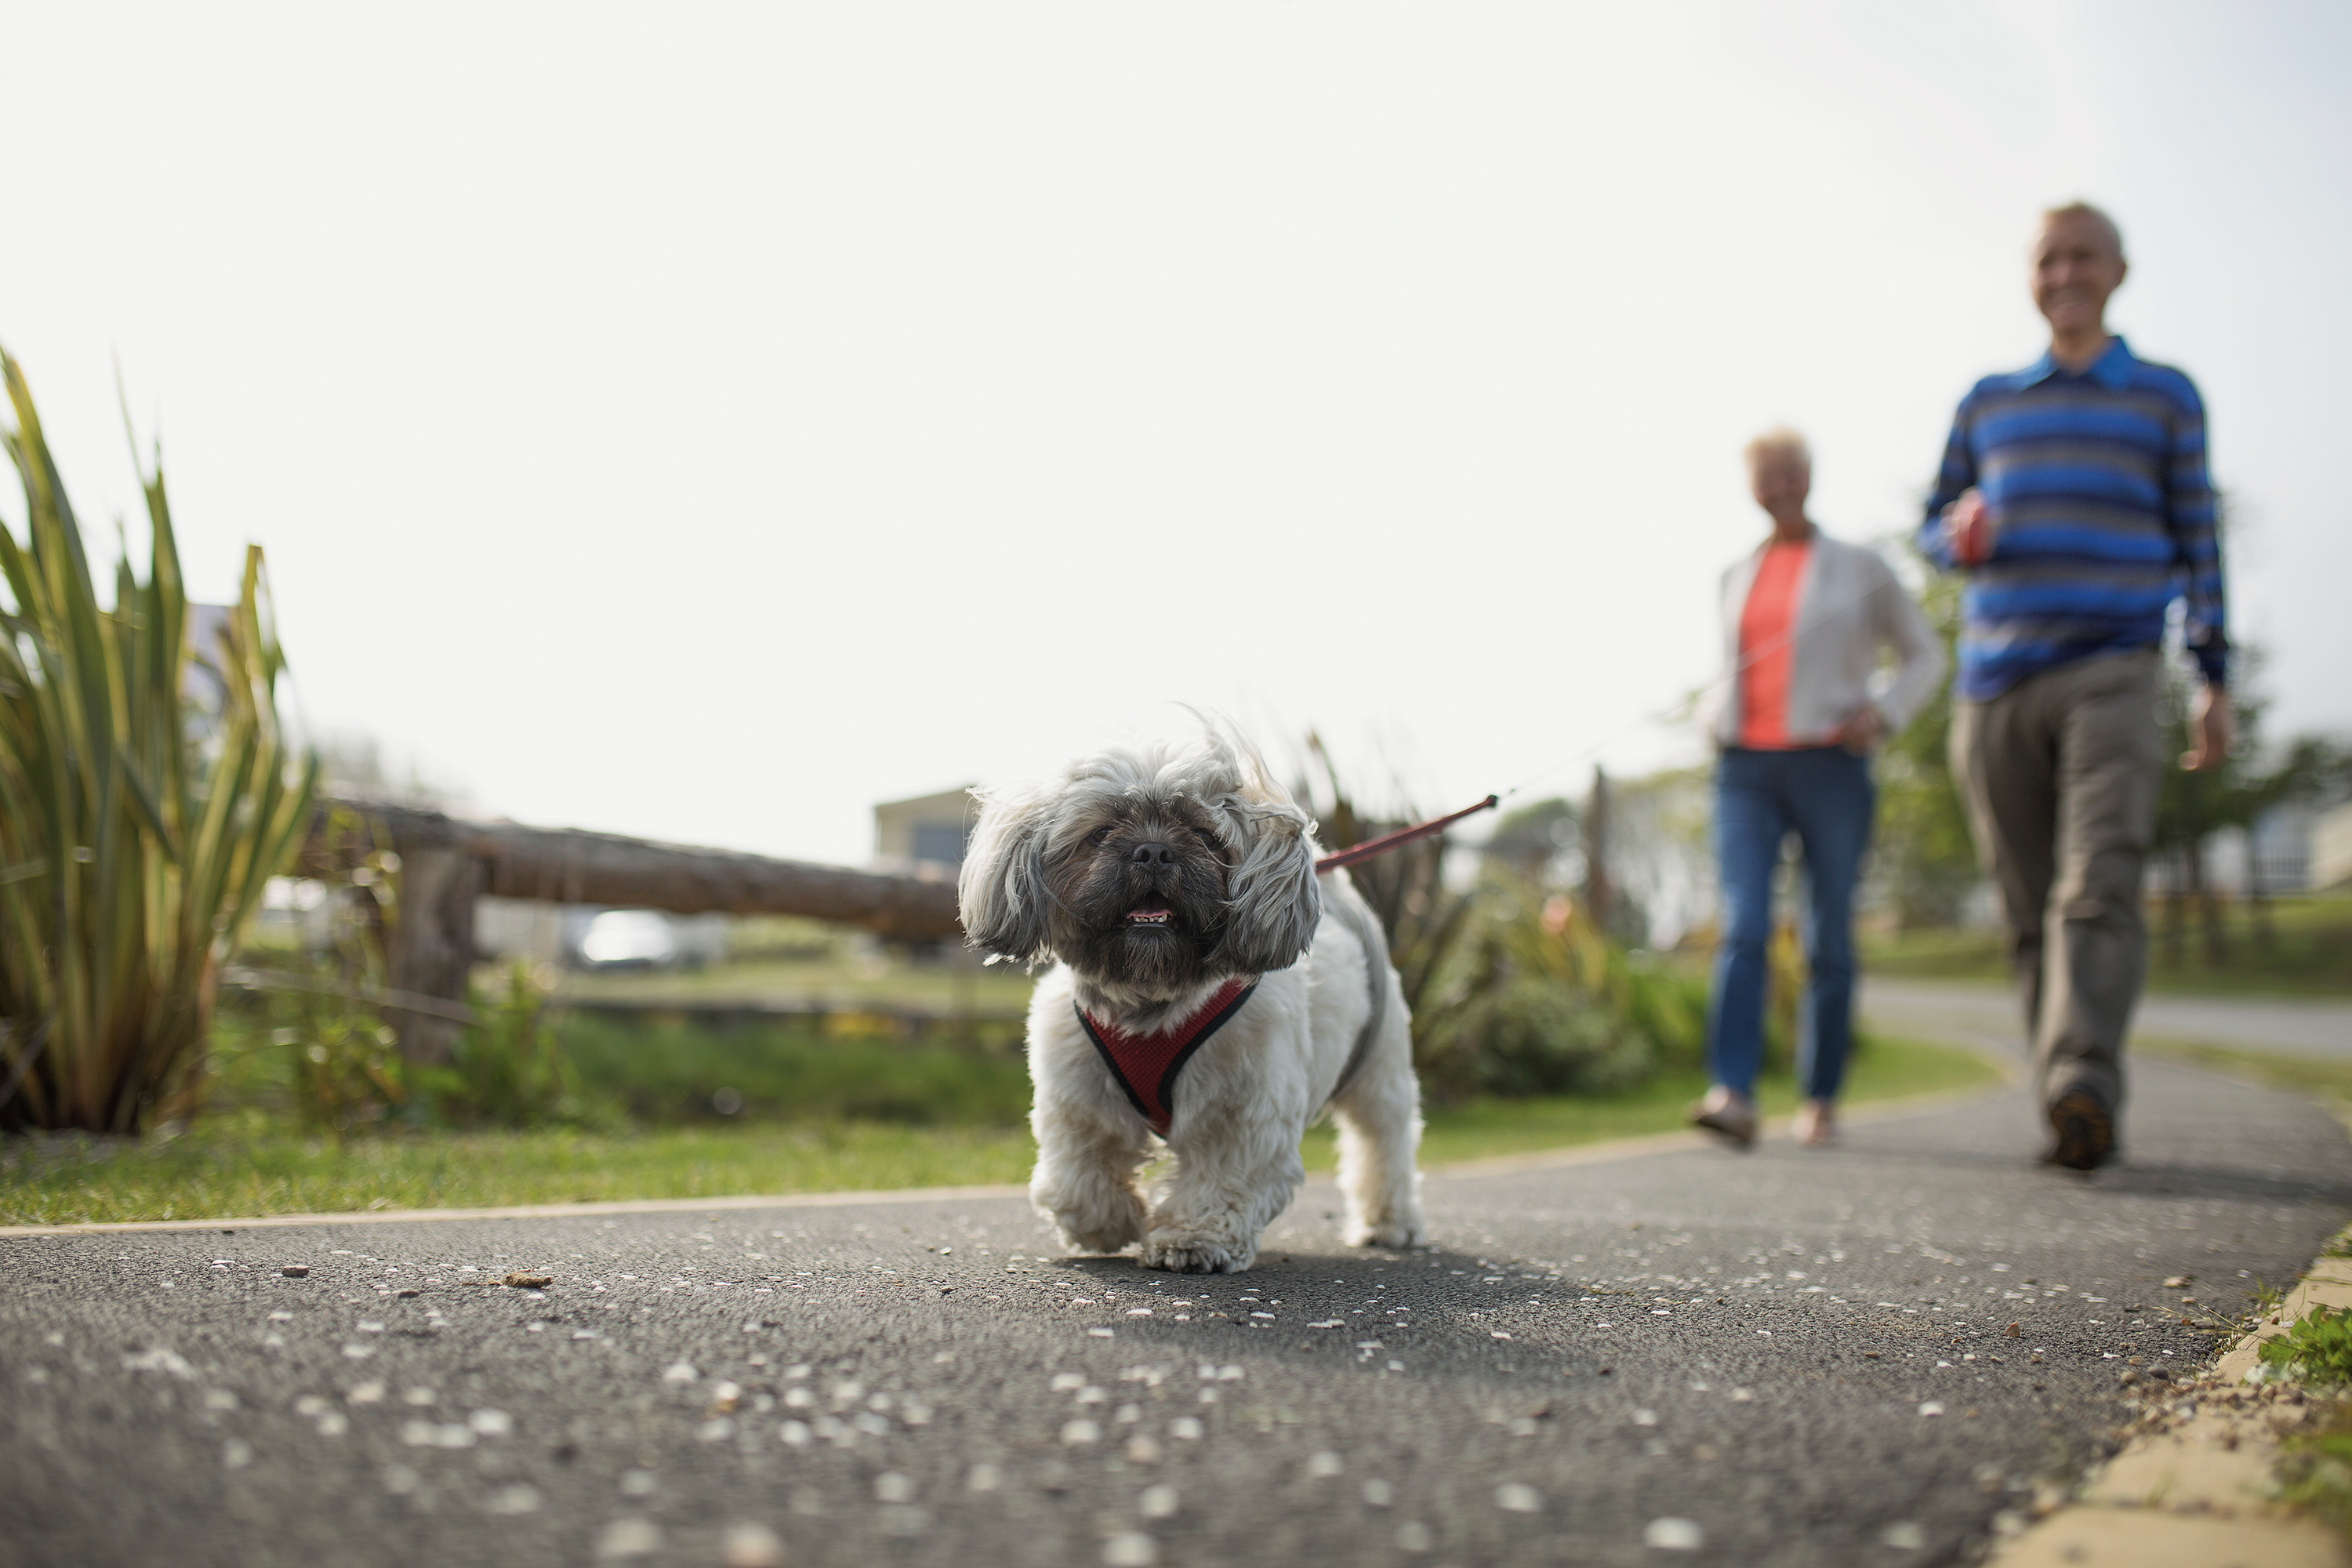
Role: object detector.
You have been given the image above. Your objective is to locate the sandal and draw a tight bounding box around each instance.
[1690,1087,1757,1149]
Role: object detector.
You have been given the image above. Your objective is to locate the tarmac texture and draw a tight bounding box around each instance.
[5,1056,2347,1568]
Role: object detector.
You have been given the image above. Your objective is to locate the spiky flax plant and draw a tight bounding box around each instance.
[0,349,316,1131]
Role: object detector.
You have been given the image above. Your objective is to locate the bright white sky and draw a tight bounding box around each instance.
[5,2,2347,866]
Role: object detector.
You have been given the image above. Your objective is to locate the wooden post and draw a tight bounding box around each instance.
[383,847,484,1066]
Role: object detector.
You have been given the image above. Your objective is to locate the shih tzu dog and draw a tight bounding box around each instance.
[958,728,1425,1273]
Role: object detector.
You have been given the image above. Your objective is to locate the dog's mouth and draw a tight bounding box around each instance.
[1124,903,1174,929]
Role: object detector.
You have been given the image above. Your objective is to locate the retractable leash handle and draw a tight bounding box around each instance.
[1312,794,1500,874]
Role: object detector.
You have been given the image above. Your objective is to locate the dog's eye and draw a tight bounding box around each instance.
[1088,827,1113,847]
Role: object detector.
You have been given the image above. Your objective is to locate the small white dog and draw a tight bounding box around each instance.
[958,728,1425,1273]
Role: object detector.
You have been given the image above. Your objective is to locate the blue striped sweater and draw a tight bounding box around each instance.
[1918,336,2227,701]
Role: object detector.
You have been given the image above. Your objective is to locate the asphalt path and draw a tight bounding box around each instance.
[5,1055,2348,1567]
[1864,977,2352,1062]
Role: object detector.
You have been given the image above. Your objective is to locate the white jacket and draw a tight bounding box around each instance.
[1697,531,1945,750]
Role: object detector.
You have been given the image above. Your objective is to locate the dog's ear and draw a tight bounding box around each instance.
[1208,797,1323,975]
[958,784,1055,965]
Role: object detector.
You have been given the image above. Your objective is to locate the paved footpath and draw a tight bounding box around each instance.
[5,1055,2348,1567]
[1865,978,2352,1062]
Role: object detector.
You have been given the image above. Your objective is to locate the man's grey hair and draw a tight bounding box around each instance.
[2040,200,2125,260]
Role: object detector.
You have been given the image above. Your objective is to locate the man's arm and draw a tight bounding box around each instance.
[2167,375,2233,769]
[1917,398,1978,570]
[2168,377,2227,687]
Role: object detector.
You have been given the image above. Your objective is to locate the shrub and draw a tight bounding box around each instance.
[1413,880,1708,1101]
[415,964,597,1130]
[0,351,314,1132]
[1296,739,1711,1104]
[1421,976,1656,1098]
[284,1012,408,1137]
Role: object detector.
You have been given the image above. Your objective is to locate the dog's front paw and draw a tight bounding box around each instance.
[1035,1170,1146,1256]
[1138,1230,1254,1274]
[1054,1211,1143,1256]
[1345,1218,1423,1250]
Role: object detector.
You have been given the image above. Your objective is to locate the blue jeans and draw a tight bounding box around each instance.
[1706,746,1875,1102]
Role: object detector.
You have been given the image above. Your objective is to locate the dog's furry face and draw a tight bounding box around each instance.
[959,732,1323,1001]
[1044,794,1236,994]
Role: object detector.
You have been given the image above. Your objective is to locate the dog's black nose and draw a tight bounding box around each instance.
[1130,841,1178,869]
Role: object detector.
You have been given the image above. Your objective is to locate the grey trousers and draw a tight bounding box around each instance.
[1949,649,2162,1113]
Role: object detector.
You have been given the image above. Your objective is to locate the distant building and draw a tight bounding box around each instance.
[2315,800,2352,891]
[873,787,976,880]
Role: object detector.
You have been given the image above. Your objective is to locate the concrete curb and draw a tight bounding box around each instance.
[1988,1221,2352,1568]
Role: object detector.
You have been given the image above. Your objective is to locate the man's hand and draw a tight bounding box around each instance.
[1838,706,1886,756]
[1940,488,1997,566]
[2182,683,2234,772]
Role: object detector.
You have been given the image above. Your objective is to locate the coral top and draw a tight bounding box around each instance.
[1737,539,1813,749]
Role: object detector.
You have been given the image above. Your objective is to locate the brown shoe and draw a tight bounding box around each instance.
[2042,1090,2114,1171]
[1793,1098,1836,1148]
[1690,1087,1757,1149]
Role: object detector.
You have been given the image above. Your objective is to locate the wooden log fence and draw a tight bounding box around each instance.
[296,800,965,1065]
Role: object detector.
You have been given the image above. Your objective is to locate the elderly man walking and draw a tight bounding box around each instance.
[1921,201,2231,1171]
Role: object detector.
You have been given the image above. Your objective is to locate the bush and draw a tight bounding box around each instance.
[1295,739,1713,1104]
[1411,878,1708,1102]
[207,960,602,1134]
[0,351,315,1132]
[414,964,596,1130]
[1420,976,1657,1098]
[283,1012,408,1137]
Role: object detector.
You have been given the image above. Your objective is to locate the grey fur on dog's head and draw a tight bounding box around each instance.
[957,726,1323,996]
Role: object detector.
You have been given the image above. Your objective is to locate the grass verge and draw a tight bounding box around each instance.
[1,1035,1998,1228]
[0,1116,1037,1228]
[1309,1030,1998,1171]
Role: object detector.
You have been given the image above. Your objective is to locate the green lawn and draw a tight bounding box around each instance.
[552,949,1038,1019]
[1861,895,2352,997]
[0,1036,1997,1229]
[1309,1029,1998,1171]
[0,1117,1040,1229]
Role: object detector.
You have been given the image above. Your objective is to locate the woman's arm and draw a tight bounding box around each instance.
[1869,554,1947,736]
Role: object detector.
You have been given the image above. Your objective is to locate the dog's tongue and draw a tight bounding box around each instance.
[1126,906,1172,927]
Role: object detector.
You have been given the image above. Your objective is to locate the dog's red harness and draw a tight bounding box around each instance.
[1061,797,1501,1140]
[1076,978,1258,1137]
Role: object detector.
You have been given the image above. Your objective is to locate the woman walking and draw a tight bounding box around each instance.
[1691,429,1944,1148]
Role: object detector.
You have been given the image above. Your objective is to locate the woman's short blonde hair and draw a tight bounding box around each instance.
[1744,426,1810,472]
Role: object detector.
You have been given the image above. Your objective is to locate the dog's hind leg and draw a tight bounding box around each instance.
[1030,1096,1156,1256]
[1330,1000,1425,1249]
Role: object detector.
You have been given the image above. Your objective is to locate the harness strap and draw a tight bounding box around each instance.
[1074,888,1392,1139]
[1076,978,1256,1137]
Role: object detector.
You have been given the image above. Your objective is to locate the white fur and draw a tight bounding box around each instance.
[967,733,1426,1273]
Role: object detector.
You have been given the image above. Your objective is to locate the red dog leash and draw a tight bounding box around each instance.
[1312,794,1499,874]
